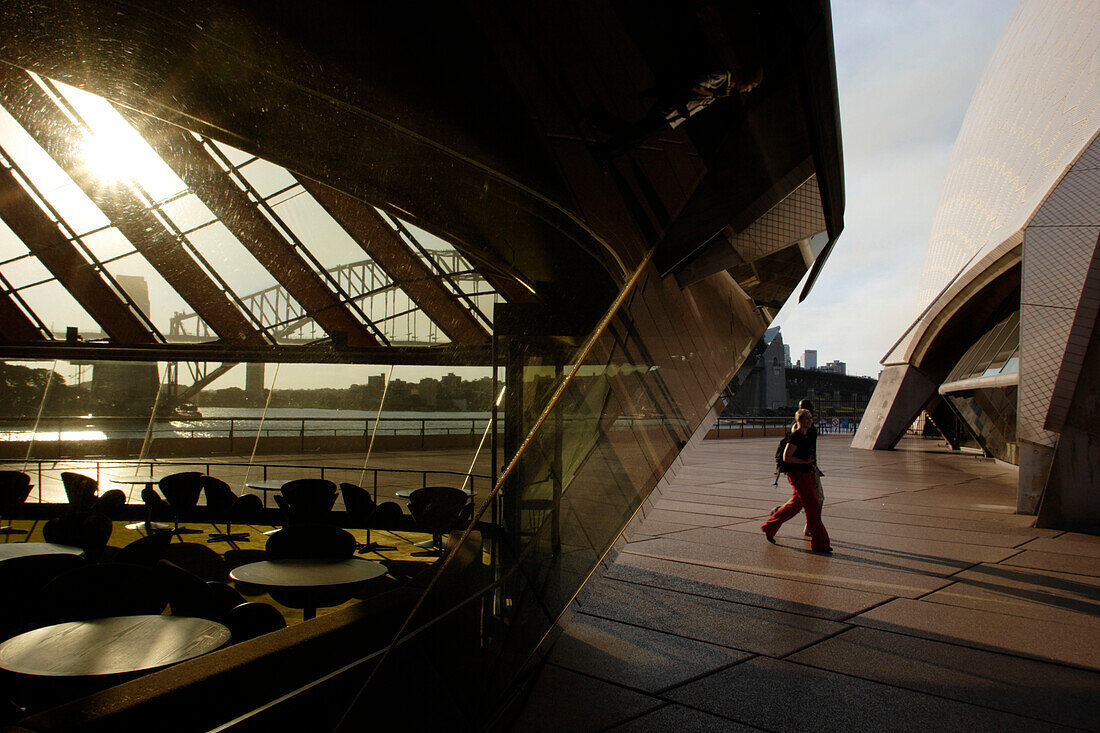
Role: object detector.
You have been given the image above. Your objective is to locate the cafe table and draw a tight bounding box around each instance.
[394,487,475,499]
[229,557,387,620]
[0,615,230,678]
[244,479,291,509]
[0,542,83,562]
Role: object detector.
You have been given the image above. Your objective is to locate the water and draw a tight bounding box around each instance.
[0,407,494,442]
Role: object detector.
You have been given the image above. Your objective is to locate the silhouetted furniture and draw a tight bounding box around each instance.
[42,511,113,562]
[239,525,378,619]
[0,552,84,641]
[155,559,246,619]
[230,557,386,620]
[202,476,262,546]
[92,489,127,518]
[222,601,287,642]
[0,542,83,563]
[0,615,230,675]
[274,479,338,525]
[60,472,98,512]
[0,471,33,535]
[133,486,174,534]
[406,486,472,554]
[265,524,357,560]
[158,472,205,537]
[161,541,230,583]
[35,563,169,627]
[339,482,398,553]
[243,479,288,509]
[112,532,174,567]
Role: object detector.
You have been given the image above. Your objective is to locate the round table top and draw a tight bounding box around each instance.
[230,558,387,589]
[109,477,159,485]
[0,542,84,562]
[395,487,475,499]
[245,479,291,491]
[0,615,230,677]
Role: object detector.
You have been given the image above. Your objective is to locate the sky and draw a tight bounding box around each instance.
[1,2,1021,391]
[770,0,1019,378]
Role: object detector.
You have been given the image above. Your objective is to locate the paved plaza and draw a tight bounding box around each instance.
[516,436,1100,731]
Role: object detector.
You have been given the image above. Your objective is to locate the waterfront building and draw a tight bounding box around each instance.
[855,0,1100,530]
[0,1,843,729]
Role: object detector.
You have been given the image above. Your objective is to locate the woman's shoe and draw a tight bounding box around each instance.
[761,526,776,544]
[811,546,833,553]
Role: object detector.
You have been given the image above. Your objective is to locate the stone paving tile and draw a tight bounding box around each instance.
[511,664,662,732]
[825,502,1052,537]
[606,553,890,620]
[851,598,1100,671]
[788,626,1100,730]
[1001,549,1100,577]
[664,657,1074,733]
[641,508,744,527]
[518,437,1100,732]
[579,577,847,657]
[921,563,1100,627]
[547,613,749,693]
[1017,535,1100,557]
[622,534,954,598]
[676,521,1020,570]
[605,703,763,732]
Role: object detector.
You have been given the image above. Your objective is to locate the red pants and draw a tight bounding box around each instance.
[762,470,830,551]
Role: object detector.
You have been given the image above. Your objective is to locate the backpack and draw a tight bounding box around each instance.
[773,434,791,486]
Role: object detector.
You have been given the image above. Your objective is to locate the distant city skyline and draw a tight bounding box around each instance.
[771,0,1018,379]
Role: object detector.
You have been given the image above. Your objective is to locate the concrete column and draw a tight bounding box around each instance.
[852,363,938,450]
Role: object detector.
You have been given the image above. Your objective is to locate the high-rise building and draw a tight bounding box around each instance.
[802,350,818,370]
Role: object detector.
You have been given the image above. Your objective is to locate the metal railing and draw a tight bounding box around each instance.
[0,415,498,442]
[10,458,492,507]
[709,415,862,438]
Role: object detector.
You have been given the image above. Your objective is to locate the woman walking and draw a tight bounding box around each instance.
[762,408,832,553]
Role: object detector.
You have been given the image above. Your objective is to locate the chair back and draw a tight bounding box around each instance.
[159,472,204,515]
[92,488,127,517]
[339,482,376,518]
[223,602,286,643]
[279,479,338,524]
[113,531,174,567]
[201,476,238,514]
[61,472,98,512]
[0,553,85,639]
[407,486,470,534]
[0,471,32,513]
[36,563,168,626]
[265,524,356,560]
[42,511,113,561]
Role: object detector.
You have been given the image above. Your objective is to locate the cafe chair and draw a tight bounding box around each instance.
[112,531,174,567]
[42,510,113,562]
[339,482,398,553]
[0,471,33,535]
[0,553,84,640]
[158,472,205,538]
[263,525,359,615]
[406,486,472,555]
[161,541,230,583]
[91,489,127,518]
[202,476,262,547]
[275,479,338,525]
[34,563,169,627]
[60,472,98,512]
[155,559,246,620]
[265,524,356,560]
[137,486,175,534]
[223,601,287,643]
